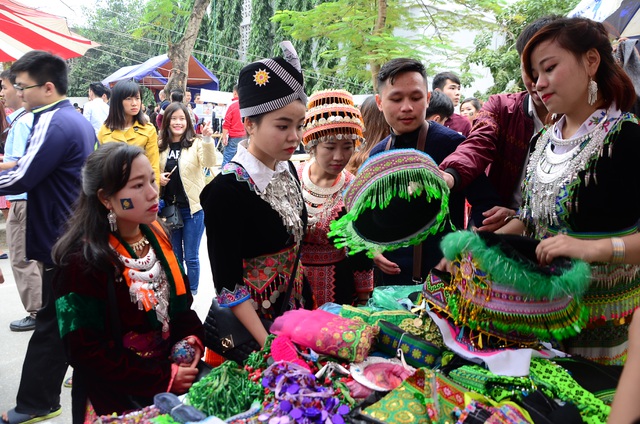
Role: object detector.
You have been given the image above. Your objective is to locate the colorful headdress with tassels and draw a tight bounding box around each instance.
[424,231,592,348]
[329,149,450,258]
[302,89,364,151]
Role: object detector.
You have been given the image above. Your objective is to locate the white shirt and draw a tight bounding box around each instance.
[232,140,291,193]
[83,98,109,134]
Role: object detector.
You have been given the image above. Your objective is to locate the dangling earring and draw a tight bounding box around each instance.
[551,113,558,121]
[107,210,117,232]
[588,78,598,106]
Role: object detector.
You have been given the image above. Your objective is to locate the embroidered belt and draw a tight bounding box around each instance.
[301,243,346,265]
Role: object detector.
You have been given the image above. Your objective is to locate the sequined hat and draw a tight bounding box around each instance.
[238,41,307,118]
[329,148,450,257]
[302,89,364,150]
[423,231,592,348]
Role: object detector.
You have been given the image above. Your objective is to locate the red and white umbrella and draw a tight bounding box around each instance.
[0,0,99,62]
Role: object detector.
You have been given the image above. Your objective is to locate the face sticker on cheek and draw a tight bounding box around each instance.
[120,198,134,210]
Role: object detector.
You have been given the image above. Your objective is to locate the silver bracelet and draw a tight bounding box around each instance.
[611,237,626,264]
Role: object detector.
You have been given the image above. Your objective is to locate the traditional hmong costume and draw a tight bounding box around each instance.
[53,221,203,416]
[518,107,640,365]
[200,41,314,322]
[202,143,314,317]
[297,90,373,306]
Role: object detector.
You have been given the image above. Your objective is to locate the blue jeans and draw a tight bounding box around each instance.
[171,208,205,292]
[222,137,243,167]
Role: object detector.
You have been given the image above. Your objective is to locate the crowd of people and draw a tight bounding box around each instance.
[0,13,640,424]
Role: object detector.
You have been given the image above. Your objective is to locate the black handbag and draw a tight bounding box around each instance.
[204,250,301,364]
[158,204,184,230]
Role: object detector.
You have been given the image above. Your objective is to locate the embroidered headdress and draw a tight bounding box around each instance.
[423,231,592,348]
[302,89,364,151]
[238,41,307,118]
[329,149,450,257]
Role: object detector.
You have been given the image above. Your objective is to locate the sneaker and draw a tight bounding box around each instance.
[9,316,36,332]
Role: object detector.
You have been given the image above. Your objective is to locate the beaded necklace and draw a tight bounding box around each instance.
[109,222,188,336]
[118,247,170,334]
[128,235,149,253]
[523,114,609,229]
[301,159,346,227]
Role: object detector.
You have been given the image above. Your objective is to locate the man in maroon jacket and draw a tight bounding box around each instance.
[432,71,472,136]
[439,17,557,232]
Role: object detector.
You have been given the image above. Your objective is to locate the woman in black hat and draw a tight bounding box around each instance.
[201,42,314,355]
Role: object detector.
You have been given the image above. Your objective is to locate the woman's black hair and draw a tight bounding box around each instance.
[103,80,149,130]
[52,143,147,274]
[158,103,197,152]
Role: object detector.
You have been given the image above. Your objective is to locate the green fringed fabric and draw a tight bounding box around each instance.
[440,231,591,300]
[446,291,591,342]
[56,292,106,339]
[329,165,451,258]
[435,230,593,342]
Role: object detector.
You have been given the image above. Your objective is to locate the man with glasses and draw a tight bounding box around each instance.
[0,70,41,334]
[0,51,95,424]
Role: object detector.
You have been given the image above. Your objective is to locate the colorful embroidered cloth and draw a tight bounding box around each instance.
[270,309,377,362]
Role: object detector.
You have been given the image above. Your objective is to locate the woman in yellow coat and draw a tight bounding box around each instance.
[98,80,159,183]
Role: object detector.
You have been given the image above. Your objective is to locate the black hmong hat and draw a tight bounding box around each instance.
[329,149,450,257]
[238,41,307,118]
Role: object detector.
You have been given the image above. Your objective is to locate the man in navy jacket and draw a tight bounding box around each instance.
[0,50,95,424]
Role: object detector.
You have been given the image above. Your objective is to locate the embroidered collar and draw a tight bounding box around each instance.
[232,140,293,193]
[552,104,621,140]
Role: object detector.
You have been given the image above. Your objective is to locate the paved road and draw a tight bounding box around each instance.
[0,229,216,423]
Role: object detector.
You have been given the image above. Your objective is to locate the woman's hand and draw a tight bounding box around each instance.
[170,365,198,394]
[477,206,516,232]
[160,172,171,187]
[201,121,213,137]
[374,254,401,275]
[184,336,203,368]
[535,234,608,266]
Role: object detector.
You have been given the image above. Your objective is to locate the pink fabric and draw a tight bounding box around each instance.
[271,335,311,370]
[346,379,374,399]
[271,309,377,362]
[363,363,413,390]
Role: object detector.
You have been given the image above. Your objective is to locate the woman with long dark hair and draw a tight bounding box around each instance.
[158,102,216,295]
[501,17,640,365]
[52,143,203,421]
[98,80,160,183]
[346,95,390,174]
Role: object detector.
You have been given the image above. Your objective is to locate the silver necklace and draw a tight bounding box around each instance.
[524,116,610,229]
[302,160,346,226]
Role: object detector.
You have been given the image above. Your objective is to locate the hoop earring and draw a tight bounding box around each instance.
[107,210,117,232]
[588,78,598,106]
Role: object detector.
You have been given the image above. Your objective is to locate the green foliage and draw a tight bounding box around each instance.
[196,0,243,91]
[248,0,275,61]
[272,0,507,92]
[466,0,581,95]
[67,0,180,99]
